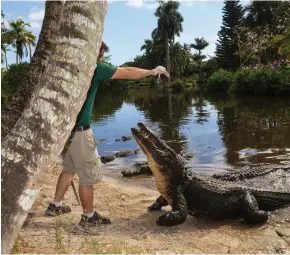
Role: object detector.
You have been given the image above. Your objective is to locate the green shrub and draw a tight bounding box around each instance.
[171,79,185,93]
[230,68,290,96]
[1,62,29,106]
[207,69,234,92]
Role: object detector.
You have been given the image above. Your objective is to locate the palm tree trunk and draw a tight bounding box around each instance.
[1,1,107,253]
[165,34,171,82]
[16,54,18,64]
[29,44,32,61]
[5,52,8,69]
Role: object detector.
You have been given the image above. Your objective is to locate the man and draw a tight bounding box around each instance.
[45,41,169,227]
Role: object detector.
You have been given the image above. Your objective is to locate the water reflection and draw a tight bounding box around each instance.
[92,87,290,173]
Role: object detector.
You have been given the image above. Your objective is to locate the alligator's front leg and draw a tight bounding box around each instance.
[156,188,188,227]
[242,191,269,224]
[148,196,168,211]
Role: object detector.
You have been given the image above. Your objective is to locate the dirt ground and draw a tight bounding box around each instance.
[12,163,290,254]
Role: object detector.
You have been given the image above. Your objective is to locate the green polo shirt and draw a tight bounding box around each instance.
[75,62,117,127]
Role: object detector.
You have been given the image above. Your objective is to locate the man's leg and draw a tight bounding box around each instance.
[54,172,75,203]
[45,145,74,216]
[79,184,94,214]
[77,129,110,226]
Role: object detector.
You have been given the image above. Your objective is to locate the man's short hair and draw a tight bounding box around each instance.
[101,41,109,52]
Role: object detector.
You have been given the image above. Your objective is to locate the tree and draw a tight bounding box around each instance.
[141,39,154,55]
[1,1,108,253]
[1,44,10,68]
[24,30,37,61]
[8,19,32,63]
[244,1,290,63]
[170,42,192,78]
[215,0,245,71]
[273,24,290,59]
[152,0,184,76]
[190,37,209,61]
[1,11,14,67]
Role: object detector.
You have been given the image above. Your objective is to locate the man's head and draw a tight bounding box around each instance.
[97,41,109,62]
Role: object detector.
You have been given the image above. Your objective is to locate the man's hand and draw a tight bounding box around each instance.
[152,66,170,77]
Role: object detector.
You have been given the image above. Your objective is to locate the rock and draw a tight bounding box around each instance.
[115,136,133,142]
[100,155,116,164]
[121,162,153,177]
[121,195,125,201]
[100,149,139,164]
[114,149,140,158]
[122,136,133,142]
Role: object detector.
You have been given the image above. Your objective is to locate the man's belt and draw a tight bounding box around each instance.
[72,125,90,132]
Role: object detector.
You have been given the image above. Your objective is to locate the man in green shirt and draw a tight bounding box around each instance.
[45,42,169,226]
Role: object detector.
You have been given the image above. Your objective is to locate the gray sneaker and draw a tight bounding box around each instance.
[45,203,71,216]
[79,211,111,227]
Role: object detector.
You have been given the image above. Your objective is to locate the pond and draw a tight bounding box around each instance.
[92,86,290,175]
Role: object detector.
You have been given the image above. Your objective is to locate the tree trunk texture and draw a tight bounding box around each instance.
[1,1,108,253]
[5,52,8,69]
[165,35,171,82]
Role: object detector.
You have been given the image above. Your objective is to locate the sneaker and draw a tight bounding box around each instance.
[79,211,111,227]
[45,203,71,216]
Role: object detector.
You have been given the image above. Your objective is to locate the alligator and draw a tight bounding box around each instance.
[101,149,140,164]
[121,161,153,177]
[131,122,290,227]
[115,136,133,142]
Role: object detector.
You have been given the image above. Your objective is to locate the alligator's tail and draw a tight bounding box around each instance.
[253,189,290,211]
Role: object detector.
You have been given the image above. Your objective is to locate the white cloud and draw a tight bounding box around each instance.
[126,0,158,9]
[28,8,44,21]
[30,6,39,12]
[181,1,195,7]
[30,21,42,30]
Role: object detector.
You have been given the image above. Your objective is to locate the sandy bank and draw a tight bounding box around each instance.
[12,164,290,254]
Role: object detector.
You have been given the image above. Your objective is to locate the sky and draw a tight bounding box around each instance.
[1,0,249,67]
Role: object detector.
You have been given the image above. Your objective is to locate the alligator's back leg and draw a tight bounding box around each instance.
[242,191,269,224]
[156,188,188,227]
[148,195,168,211]
[212,165,287,181]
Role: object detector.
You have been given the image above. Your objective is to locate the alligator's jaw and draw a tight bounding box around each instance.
[131,123,185,199]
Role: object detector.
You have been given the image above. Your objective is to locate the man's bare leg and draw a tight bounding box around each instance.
[79,185,94,214]
[45,172,73,216]
[54,172,75,202]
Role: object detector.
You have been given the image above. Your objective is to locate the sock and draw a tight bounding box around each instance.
[85,212,94,218]
[53,201,62,207]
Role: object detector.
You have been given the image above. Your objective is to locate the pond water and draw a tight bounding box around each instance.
[92,87,290,175]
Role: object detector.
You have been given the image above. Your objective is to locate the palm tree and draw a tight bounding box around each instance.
[1,1,108,254]
[1,44,10,68]
[170,42,191,78]
[23,30,36,60]
[190,37,209,61]
[8,19,32,63]
[152,0,184,76]
[141,39,154,55]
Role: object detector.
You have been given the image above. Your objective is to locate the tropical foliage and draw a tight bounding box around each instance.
[216,0,290,71]
[208,68,290,96]
[1,12,37,68]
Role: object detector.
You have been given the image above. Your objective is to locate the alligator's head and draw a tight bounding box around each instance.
[131,122,186,197]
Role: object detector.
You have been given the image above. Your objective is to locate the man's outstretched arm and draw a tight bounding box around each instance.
[111,66,170,80]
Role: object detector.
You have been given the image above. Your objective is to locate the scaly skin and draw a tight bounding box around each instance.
[131,122,290,227]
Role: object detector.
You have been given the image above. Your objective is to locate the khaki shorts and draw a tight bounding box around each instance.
[62,128,102,185]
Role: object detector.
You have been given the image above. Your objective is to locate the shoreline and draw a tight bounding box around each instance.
[12,163,290,254]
